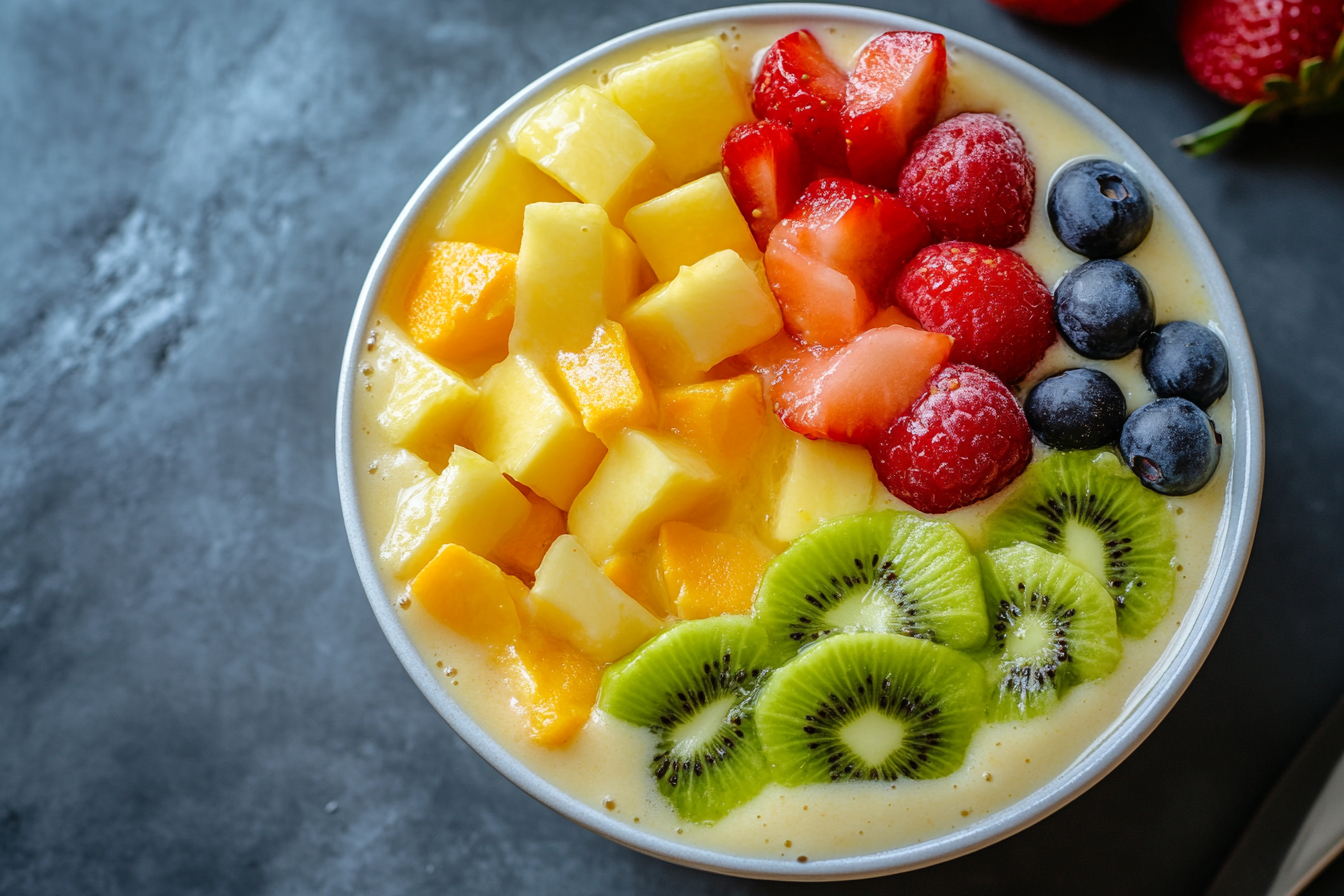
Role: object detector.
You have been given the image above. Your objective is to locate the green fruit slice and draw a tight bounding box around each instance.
[754,511,989,654]
[984,450,1177,638]
[755,632,986,785]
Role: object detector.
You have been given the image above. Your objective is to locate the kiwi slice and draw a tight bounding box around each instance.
[598,616,775,823]
[983,450,1176,638]
[980,543,1122,721]
[754,511,988,654]
[755,632,985,785]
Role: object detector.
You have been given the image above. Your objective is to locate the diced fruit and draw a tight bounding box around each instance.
[623,172,760,282]
[556,322,657,440]
[866,305,921,329]
[843,31,947,188]
[410,544,525,647]
[773,434,878,543]
[658,521,773,619]
[1053,259,1156,360]
[513,86,659,211]
[622,249,783,381]
[606,38,754,184]
[465,354,607,510]
[405,242,517,369]
[763,238,874,345]
[602,551,671,617]
[1119,398,1222,496]
[1140,320,1229,409]
[376,343,478,469]
[500,626,603,746]
[768,325,953,444]
[487,487,567,585]
[435,139,576,253]
[897,112,1036,248]
[568,429,718,562]
[1047,159,1153,259]
[1024,368,1128,451]
[380,446,531,579]
[658,374,767,471]
[511,203,644,359]
[895,241,1055,384]
[526,535,664,663]
[752,30,849,167]
[720,120,806,250]
[871,364,1033,514]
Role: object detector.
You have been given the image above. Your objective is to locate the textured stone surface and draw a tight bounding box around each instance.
[2,0,1343,893]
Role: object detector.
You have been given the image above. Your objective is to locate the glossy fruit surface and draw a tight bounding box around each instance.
[1024,368,1127,450]
[752,30,849,167]
[1120,397,1221,495]
[1140,320,1229,409]
[1053,258,1155,360]
[1047,158,1153,259]
[721,120,806,251]
[842,30,947,188]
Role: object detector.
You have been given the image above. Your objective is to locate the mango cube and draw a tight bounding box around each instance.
[602,550,671,617]
[404,241,517,369]
[568,429,718,562]
[465,353,606,510]
[436,139,576,253]
[556,322,657,440]
[624,173,760,282]
[658,522,774,619]
[658,374,766,471]
[380,446,531,579]
[511,203,646,359]
[513,86,658,211]
[606,39,754,185]
[410,544,525,647]
[488,488,567,586]
[525,535,663,663]
[773,435,879,543]
[500,626,603,746]
[622,250,783,381]
[376,346,478,470]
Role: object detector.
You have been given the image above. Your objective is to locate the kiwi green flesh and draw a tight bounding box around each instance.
[598,616,773,823]
[984,450,1177,639]
[754,511,989,654]
[980,544,1122,722]
[755,632,986,786]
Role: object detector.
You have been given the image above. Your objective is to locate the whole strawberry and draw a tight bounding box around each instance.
[987,0,1130,25]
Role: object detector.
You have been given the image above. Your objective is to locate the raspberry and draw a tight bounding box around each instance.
[894,241,1055,384]
[871,364,1032,514]
[897,113,1035,248]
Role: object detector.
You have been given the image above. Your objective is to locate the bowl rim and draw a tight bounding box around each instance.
[335,2,1265,881]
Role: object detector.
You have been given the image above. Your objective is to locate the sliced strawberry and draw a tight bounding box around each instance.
[843,31,947,189]
[764,237,875,345]
[769,325,954,444]
[738,329,802,374]
[721,121,806,251]
[752,30,850,168]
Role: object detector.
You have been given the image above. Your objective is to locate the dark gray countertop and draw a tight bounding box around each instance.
[3,0,1343,892]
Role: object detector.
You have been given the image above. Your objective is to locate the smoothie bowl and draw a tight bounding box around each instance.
[335,4,1263,880]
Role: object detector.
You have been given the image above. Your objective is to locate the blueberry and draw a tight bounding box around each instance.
[1048,159,1153,259]
[1140,321,1229,409]
[1053,259,1155,360]
[1119,398,1221,496]
[1025,368,1127,450]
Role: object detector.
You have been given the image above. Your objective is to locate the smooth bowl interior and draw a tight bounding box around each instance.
[335,3,1264,881]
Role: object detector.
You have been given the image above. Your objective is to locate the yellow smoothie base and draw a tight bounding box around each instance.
[348,22,1234,863]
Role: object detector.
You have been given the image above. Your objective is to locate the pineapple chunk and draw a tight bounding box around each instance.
[380,446,531,579]
[606,39,754,185]
[602,550,672,617]
[622,250,783,381]
[512,86,659,211]
[410,544,525,647]
[435,139,576,253]
[465,353,606,510]
[568,429,718,562]
[511,203,645,359]
[405,241,516,370]
[376,345,478,470]
[525,535,663,663]
[488,488,567,586]
[364,450,435,545]
[658,521,774,619]
[499,626,602,746]
[624,172,760,282]
[658,374,766,472]
[773,434,879,543]
[556,322,657,440]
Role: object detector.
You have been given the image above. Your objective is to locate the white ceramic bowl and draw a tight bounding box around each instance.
[336,3,1264,880]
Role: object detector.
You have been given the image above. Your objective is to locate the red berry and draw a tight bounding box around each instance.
[895,241,1055,384]
[721,121,807,251]
[987,0,1130,25]
[752,30,850,168]
[1179,0,1344,104]
[897,112,1036,248]
[842,31,947,188]
[871,363,1032,514]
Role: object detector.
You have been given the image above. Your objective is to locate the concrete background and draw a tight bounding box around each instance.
[3,0,1343,892]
